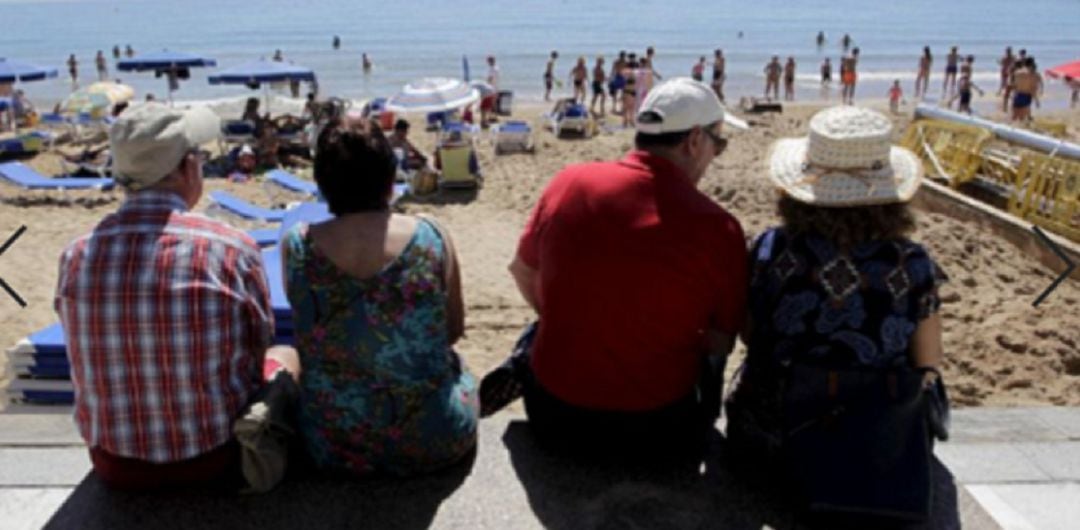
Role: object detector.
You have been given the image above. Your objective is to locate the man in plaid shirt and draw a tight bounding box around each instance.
[55,104,300,490]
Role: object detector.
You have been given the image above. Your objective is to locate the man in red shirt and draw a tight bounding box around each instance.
[55,104,300,490]
[503,78,749,458]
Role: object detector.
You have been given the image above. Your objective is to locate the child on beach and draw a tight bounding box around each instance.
[692,56,706,82]
[888,80,903,114]
[949,75,984,115]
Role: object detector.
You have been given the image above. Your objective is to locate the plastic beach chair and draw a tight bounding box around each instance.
[208,190,288,222]
[218,119,257,154]
[437,146,481,189]
[247,228,280,247]
[438,121,480,147]
[0,162,114,191]
[492,121,534,155]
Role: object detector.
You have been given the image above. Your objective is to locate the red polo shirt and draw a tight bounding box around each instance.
[517,151,748,411]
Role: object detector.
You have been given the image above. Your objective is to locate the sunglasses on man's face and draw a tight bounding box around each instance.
[702,127,728,156]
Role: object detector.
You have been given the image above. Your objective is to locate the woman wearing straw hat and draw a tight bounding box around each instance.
[725,106,950,521]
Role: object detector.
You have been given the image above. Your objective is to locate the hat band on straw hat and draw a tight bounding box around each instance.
[795,160,889,194]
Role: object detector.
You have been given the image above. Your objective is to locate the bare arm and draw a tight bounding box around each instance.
[911,312,944,384]
[444,238,466,345]
[508,254,541,313]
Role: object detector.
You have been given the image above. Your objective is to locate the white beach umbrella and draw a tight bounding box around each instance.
[386,77,480,113]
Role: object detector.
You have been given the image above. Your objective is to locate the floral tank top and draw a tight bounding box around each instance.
[284,219,477,476]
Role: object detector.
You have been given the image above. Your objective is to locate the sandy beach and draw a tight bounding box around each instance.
[1,99,1079,411]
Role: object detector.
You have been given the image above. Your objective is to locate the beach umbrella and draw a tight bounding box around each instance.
[60,91,113,117]
[386,77,480,113]
[117,50,217,103]
[0,57,58,83]
[1046,59,1080,80]
[0,58,58,131]
[469,80,496,98]
[208,58,316,111]
[85,81,135,103]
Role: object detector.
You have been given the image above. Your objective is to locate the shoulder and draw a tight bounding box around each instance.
[173,211,263,262]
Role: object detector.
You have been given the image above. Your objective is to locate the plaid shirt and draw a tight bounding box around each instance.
[55,190,273,463]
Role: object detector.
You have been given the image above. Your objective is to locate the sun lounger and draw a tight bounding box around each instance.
[0,161,114,191]
[546,101,593,138]
[0,131,52,156]
[438,121,480,147]
[208,190,288,222]
[266,169,319,196]
[247,228,280,247]
[493,121,535,154]
[218,119,257,154]
[5,323,74,405]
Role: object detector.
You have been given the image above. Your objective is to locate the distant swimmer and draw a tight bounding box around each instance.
[273,49,284,62]
[333,35,341,50]
[112,45,120,60]
[67,54,78,88]
[737,31,744,39]
[362,53,372,72]
[821,57,832,86]
[816,31,825,48]
[95,50,108,81]
[841,34,852,51]
[124,44,134,58]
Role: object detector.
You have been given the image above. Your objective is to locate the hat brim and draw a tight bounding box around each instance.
[768,138,923,206]
[723,112,749,131]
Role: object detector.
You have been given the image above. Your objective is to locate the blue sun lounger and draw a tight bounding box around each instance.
[0,162,114,191]
[209,190,287,222]
[247,228,280,247]
[267,169,319,196]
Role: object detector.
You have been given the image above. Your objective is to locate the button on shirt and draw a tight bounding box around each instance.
[55,191,273,463]
[517,151,748,411]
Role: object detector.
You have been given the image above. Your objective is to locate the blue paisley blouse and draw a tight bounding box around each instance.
[747,228,948,368]
[284,219,478,476]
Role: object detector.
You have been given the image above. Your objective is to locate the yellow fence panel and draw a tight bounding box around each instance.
[901,120,992,188]
[1011,153,1080,242]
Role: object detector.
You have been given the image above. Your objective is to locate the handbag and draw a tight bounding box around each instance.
[782,362,934,522]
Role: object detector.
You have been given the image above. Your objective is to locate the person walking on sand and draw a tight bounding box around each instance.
[949,74,983,114]
[783,57,796,101]
[692,56,706,82]
[95,51,108,81]
[712,49,726,101]
[544,51,559,102]
[609,51,626,113]
[997,47,1015,95]
[570,56,588,103]
[591,56,607,115]
[889,79,903,114]
[483,78,750,462]
[764,55,782,100]
[943,46,959,97]
[915,46,932,98]
[67,54,78,89]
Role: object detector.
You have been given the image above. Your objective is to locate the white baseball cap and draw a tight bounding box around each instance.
[636,77,748,134]
[109,103,221,190]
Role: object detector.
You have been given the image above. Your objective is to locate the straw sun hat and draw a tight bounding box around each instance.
[768,106,923,207]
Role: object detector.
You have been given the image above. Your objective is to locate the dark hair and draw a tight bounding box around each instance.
[634,126,691,149]
[314,118,397,215]
[394,119,410,131]
[923,46,931,59]
[777,194,916,249]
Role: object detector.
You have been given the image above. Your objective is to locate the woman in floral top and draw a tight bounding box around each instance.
[282,117,477,476]
[726,106,948,469]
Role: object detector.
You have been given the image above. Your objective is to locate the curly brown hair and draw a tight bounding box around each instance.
[777,194,916,249]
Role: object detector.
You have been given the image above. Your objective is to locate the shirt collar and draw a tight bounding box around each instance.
[120,189,190,213]
[620,150,691,184]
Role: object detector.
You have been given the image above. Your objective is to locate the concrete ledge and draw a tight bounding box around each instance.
[913,180,1080,281]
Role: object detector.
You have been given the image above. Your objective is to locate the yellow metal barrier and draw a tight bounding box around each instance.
[1010,153,1080,242]
[901,120,992,188]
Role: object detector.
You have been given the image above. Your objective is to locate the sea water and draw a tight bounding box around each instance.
[3,0,1079,109]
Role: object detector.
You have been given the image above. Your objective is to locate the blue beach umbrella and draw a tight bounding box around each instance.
[0,58,59,83]
[208,58,316,110]
[462,55,470,82]
[386,77,480,113]
[117,50,217,103]
[0,58,58,130]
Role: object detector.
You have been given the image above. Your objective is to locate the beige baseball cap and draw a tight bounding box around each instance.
[109,103,221,190]
[636,77,748,134]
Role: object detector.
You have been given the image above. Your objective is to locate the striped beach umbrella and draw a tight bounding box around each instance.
[60,91,113,117]
[85,81,135,103]
[386,77,480,113]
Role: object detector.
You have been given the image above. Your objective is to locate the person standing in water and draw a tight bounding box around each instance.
[333,36,341,50]
[67,54,79,89]
[764,56,782,100]
[362,53,373,72]
[821,58,832,87]
[95,51,108,81]
[692,56,706,82]
[997,47,1015,95]
[915,46,932,99]
[841,48,860,104]
[712,49,726,101]
[841,34,852,51]
[816,31,826,48]
[783,57,796,101]
[943,46,960,97]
